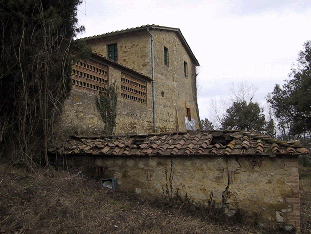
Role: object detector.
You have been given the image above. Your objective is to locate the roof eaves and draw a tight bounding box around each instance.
[50,130,309,158]
[79,24,157,41]
[147,25,200,66]
[80,25,200,67]
[90,52,152,81]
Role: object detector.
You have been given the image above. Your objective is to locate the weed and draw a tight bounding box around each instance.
[2,162,311,233]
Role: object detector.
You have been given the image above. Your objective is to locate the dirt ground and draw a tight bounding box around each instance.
[0,162,310,234]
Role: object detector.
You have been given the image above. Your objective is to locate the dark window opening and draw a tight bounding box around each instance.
[186,108,191,121]
[102,179,117,189]
[164,46,169,66]
[108,43,118,61]
[184,61,188,77]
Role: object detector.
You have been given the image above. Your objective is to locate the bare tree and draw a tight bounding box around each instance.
[0,0,88,166]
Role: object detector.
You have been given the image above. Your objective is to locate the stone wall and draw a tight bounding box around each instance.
[87,31,151,76]
[60,154,300,232]
[57,89,104,136]
[56,55,153,136]
[151,30,199,132]
[86,28,200,133]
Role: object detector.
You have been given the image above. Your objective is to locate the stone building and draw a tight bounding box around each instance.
[59,25,200,136]
[50,130,309,233]
[53,25,309,233]
[60,52,152,135]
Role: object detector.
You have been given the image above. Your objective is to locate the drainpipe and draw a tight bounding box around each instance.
[148,28,156,133]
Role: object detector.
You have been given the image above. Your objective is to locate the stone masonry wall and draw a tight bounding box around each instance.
[86,29,200,133]
[57,89,105,136]
[151,30,200,132]
[57,60,153,136]
[61,154,300,232]
[115,72,153,134]
[87,31,151,76]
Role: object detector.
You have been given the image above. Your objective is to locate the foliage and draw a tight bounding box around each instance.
[0,0,87,165]
[200,118,214,130]
[265,118,276,138]
[0,161,265,234]
[96,84,118,136]
[267,41,311,139]
[221,101,266,132]
[205,82,270,133]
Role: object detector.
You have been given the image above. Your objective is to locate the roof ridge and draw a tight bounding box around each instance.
[79,24,176,41]
[90,52,152,80]
[78,24,200,66]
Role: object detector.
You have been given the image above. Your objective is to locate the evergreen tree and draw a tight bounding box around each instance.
[221,101,266,132]
[265,118,276,138]
[200,118,214,130]
[0,0,87,165]
[267,41,311,139]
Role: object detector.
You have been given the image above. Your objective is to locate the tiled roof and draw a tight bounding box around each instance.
[49,131,309,157]
[79,24,200,66]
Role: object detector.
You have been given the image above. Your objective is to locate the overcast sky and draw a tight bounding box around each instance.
[76,0,311,123]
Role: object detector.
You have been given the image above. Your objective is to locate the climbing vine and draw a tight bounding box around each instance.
[96,84,117,135]
[164,159,174,199]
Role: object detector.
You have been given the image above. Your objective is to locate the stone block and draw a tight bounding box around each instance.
[276,211,284,223]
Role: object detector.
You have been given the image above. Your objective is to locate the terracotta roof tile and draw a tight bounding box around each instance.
[122,148,130,155]
[184,148,193,155]
[101,146,110,154]
[139,143,148,149]
[211,143,222,155]
[142,148,153,155]
[117,142,125,148]
[271,143,280,155]
[297,148,309,154]
[49,130,309,158]
[111,148,121,155]
[171,148,180,155]
[108,142,116,147]
[256,140,264,154]
[241,136,250,151]
[225,140,236,155]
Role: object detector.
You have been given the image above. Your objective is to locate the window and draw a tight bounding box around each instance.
[164,46,168,66]
[186,108,191,121]
[108,43,118,61]
[184,61,188,77]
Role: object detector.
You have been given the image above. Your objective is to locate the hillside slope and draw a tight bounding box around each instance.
[0,162,309,233]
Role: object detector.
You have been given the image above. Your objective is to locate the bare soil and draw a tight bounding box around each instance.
[0,162,310,234]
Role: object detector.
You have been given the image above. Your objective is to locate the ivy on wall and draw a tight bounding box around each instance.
[96,84,117,135]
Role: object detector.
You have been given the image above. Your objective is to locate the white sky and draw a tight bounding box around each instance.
[76,0,311,123]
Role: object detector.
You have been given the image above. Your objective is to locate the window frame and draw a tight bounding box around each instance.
[186,108,191,121]
[164,46,169,66]
[108,43,118,62]
[184,61,188,77]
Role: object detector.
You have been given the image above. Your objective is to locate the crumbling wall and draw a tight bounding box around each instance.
[88,155,300,232]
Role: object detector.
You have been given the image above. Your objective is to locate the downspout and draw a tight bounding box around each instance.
[148,28,156,133]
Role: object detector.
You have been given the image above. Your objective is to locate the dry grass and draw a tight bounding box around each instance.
[0,162,310,233]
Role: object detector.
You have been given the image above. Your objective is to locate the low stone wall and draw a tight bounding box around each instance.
[58,154,300,232]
